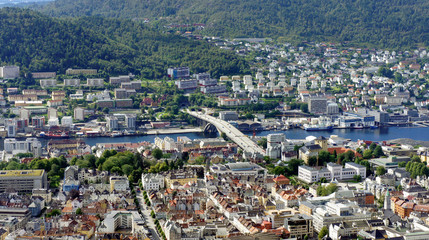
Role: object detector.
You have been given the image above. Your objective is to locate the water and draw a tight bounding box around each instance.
[250,126,429,142]
[83,132,218,146]
[3,127,427,150]
[79,126,429,146]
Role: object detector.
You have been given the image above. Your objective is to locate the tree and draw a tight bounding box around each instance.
[369,143,377,151]
[258,138,268,149]
[152,148,163,160]
[398,161,407,168]
[353,175,362,182]
[363,149,373,159]
[102,107,110,114]
[376,166,386,176]
[373,145,383,157]
[318,151,331,166]
[76,208,83,215]
[318,226,329,239]
[221,132,228,141]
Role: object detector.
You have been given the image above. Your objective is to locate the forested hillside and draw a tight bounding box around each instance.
[0,8,248,78]
[38,0,429,48]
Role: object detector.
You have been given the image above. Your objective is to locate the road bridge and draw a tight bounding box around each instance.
[187,110,265,157]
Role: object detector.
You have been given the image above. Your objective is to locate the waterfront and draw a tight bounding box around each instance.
[82,126,429,146]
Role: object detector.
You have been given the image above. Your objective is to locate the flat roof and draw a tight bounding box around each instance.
[0,170,44,177]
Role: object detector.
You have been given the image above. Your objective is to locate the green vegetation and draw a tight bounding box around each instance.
[318,226,329,239]
[39,0,429,48]
[0,8,248,78]
[405,161,429,178]
[267,158,304,176]
[376,166,387,176]
[316,183,338,196]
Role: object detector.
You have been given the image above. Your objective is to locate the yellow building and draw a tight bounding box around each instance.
[0,169,48,193]
[314,136,328,151]
[165,171,197,188]
[47,139,84,150]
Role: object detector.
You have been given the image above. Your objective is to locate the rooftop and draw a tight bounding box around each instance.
[0,170,44,177]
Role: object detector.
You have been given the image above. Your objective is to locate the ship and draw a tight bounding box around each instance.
[44,131,69,138]
[304,124,334,131]
[304,117,333,131]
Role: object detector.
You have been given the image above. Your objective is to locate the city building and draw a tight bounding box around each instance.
[210,163,267,176]
[4,138,42,157]
[0,170,48,193]
[97,211,144,234]
[284,214,314,239]
[39,79,56,88]
[64,78,80,86]
[106,116,119,131]
[168,67,190,79]
[31,72,56,79]
[74,107,85,121]
[298,162,366,183]
[65,68,97,75]
[141,173,165,191]
[109,75,131,85]
[0,66,20,79]
[165,170,197,188]
[61,116,73,127]
[175,79,198,90]
[219,111,239,121]
[125,114,136,130]
[308,97,327,114]
[109,176,129,192]
[87,78,105,87]
[31,116,45,128]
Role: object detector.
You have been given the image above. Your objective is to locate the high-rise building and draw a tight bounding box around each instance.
[74,107,85,121]
[125,114,136,130]
[168,67,190,79]
[308,97,328,114]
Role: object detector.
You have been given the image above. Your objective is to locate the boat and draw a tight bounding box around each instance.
[44,131,69,138]
[370,125,379,129]
[304,117,334,131]
[304,124,334,131]
[111,132,122,137]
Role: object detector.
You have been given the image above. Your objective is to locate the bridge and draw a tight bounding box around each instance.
[187,110,265,157]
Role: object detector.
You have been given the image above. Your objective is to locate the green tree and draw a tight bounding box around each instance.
[318,226,329,239]
[258,138,268,149]
[353,175,362,182]
[76,208,83,215]
[363,149,373,159]
[152,149,163,160]
[373,145,383,157]
[376,166,386,176]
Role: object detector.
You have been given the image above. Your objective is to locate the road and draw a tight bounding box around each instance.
[187,110,265,156]
[136,192,161,240]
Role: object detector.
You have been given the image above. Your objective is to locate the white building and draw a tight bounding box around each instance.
[106,116,119,131]
[266,133,286,159]
[0,66,20,79]
[39,79,56,88]
[109,176,129,192]
[87,78,104,87]
[74,107,85,121]
[298,162,366,183]
[64,79,80,86]
[61,116,73,127]
[125,114,136,130]
[4,138,42,157]
[141,173,165,191]
[97,211,144,234]
[48,118,59,126]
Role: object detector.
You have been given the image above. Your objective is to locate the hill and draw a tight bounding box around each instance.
[38,0,429,48]
[0,8,248,78]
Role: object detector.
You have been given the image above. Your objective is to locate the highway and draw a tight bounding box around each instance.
[187,110,265,156]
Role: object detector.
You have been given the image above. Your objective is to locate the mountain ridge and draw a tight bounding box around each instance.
[36,0,429,48]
